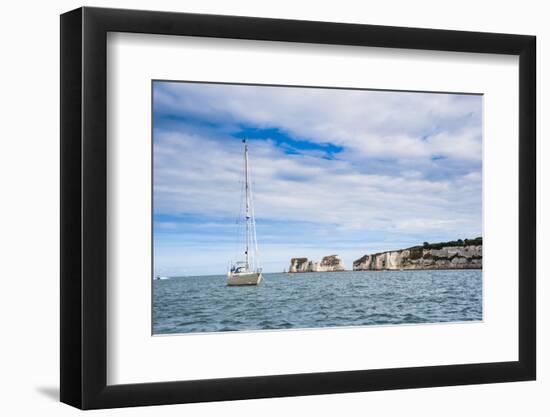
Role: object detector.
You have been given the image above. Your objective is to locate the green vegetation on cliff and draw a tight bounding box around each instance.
[415,237,482,250]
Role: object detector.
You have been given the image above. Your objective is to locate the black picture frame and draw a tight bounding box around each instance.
[60,6,536,410]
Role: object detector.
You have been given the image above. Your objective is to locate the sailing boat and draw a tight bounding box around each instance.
[227,139,263,286]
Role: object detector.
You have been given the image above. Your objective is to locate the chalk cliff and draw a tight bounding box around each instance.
[289,257,310,273]
[353,239,482,271]
[289,255,346,273]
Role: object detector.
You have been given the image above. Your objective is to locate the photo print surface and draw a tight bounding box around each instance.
[152,80,483,335]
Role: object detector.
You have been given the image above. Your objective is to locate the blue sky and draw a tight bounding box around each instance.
[153,81,482,276]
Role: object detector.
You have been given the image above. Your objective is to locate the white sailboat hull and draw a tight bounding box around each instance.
[227,272,262,286]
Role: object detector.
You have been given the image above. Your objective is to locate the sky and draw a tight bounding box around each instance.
[153,81,482,276]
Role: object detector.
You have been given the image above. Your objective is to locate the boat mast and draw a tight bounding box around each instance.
[244,139,251,269]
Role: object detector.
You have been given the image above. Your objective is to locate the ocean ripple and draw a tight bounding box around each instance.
[153,270,482,334]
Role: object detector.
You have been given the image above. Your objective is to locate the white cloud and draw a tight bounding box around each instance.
[154,82,482,163]
[154,130,481,236]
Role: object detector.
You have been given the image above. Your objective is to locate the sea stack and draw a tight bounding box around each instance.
[289,258,310,273]
[288,255,346,273]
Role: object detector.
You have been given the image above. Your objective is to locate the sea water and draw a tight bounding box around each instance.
[153,269,482,334]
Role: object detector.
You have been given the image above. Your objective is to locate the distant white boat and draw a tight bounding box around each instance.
[227,139,263,286]
[154,275,170,281]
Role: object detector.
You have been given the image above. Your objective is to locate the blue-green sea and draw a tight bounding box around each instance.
[153,269,482,334]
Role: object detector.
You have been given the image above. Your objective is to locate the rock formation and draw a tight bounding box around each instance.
[353,239,482,271]
[289,255,346,273]
[289,257,310,273]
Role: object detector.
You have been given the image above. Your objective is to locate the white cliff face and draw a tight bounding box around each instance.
[318,255,346,272]
[353,245,482,271]
[429,245,482,258]
[289,255,346,273]
[289,258,309,273]
[289,242,481,273]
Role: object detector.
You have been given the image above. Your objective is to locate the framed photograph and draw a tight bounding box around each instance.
[60,6,536,409]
